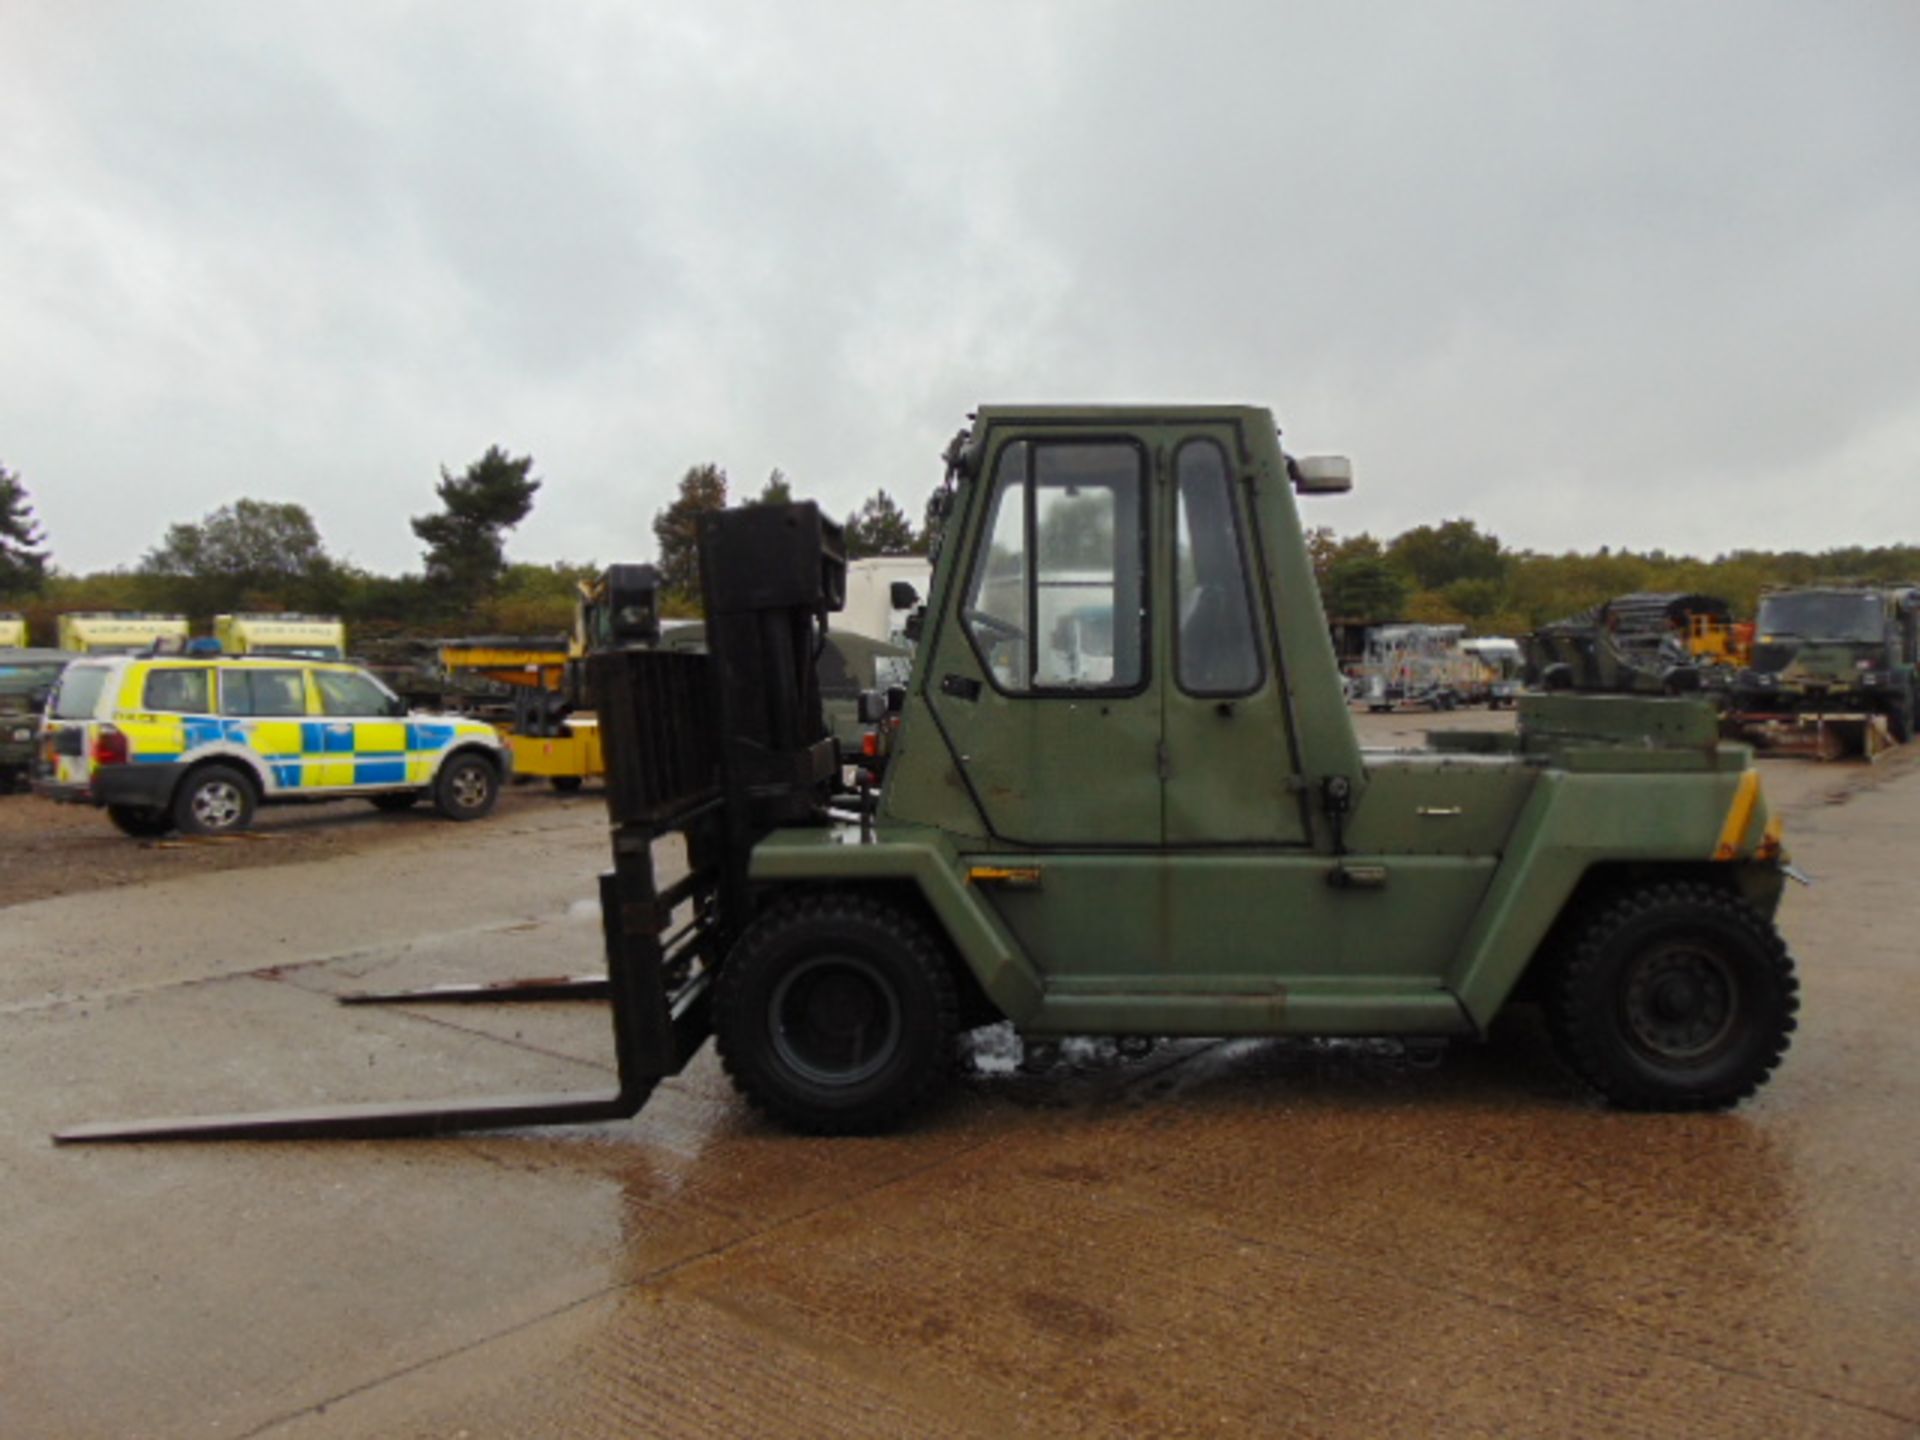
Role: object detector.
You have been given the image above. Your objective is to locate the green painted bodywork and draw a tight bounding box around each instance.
[751,406,1787,1041]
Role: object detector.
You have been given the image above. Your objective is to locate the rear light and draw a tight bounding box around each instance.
[861,731,880,758]
[91,726,130,766]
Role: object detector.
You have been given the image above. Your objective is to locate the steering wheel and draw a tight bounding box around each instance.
[963,608,1026,645]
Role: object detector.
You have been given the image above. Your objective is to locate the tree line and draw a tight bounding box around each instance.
[0,450,930,644]
[3,454,1912,648]
[1312,518,1920,637]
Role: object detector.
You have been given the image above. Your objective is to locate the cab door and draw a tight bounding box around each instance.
[925,433,1161,847]
[1161,433,1308,846]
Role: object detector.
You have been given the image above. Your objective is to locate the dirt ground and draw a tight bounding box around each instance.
[0,775,587,908]
[2,711,1916,1438]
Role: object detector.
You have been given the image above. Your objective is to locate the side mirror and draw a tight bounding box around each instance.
[1290,455,1353,495]
[386,694,409,718]
[856,690,888,725]
[890,580,920,609]
[903,608,925,644]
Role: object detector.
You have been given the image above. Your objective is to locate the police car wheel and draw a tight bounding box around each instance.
[108,805,174,838]
[173,765,257,836]
[434,753,499,821]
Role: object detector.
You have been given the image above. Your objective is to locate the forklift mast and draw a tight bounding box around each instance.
[56,504,849,1143]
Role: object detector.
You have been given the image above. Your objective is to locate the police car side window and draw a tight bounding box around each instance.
[144,668,212,714]
[222,669,308,718]
[313,669,387,717]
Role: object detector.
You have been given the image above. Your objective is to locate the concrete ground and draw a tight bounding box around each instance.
[2,712,1916,1438]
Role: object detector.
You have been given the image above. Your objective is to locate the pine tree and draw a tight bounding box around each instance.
[844,488,920,558]
[652,464,729,602]
[0,464,49,599]
[411,446,541,612]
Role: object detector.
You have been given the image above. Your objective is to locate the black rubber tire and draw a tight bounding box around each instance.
[1887,689,1913,745]
[715,892,959,1134]
[549,776,584,793]
[369,792,422,812]
[1546,881,1797,1110]
[433,752,500,821]
[172,764,257,836]
[108,804,174,838]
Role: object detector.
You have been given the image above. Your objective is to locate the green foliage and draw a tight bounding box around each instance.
[139,498,339,617]
[845,488,922,558]
[653,463,728,607]
[0,464,50,599]
[1388,519,1506,591]
[756,469,794,506]
[411,446,541,612]
[476,560,601,635]
[1321,554,1409,623]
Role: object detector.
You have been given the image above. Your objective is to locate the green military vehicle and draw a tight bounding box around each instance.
[1730,584,1919,746]
[58,405,1799,1146]
[0,649,74,793]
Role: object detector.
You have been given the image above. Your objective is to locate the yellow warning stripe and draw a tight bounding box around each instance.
[1713,770,1761,861]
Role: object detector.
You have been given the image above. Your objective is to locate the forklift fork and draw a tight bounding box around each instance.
[54,803,722,1144]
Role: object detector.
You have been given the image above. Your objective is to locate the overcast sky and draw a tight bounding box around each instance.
[4,1,1917,577]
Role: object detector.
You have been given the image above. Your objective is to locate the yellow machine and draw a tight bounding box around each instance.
[1686,613,1752,669]
[56,613,189,655]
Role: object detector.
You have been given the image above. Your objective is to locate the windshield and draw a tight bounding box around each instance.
[51,664,112,719]
[1756,592,1883,643]
[0,662,67,694]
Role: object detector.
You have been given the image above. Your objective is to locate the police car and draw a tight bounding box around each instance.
[35,652,513,837]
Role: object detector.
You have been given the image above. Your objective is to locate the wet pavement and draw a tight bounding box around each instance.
[2,716,1916,1437]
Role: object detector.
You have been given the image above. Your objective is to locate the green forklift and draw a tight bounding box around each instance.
[57,405,1798,1143]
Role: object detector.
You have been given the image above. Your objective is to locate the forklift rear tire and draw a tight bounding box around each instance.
[715,892,959,1135]
[1546,881,1797,1110]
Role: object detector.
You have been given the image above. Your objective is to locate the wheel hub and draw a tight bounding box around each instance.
[770,954,901,1087]
[1624,942,1738,1062]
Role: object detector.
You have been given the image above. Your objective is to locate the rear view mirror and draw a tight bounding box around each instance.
[1291,455,1353,494]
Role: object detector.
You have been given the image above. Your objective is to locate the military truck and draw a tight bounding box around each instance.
[1524,593,1729,697]
[1726,584,1918,752]
[56,405,1799,1145]
[0,649,72,791]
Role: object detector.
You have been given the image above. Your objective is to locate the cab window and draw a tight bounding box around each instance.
[962,440,1146,692]
[1174,441,1264,696]
[221,668,309,718]
[143,668,213,715]
[313,668,395,718]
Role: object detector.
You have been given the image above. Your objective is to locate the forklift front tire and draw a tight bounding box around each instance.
[716,892,959,1135]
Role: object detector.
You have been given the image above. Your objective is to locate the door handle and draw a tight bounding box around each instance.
[940,674,981,702]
